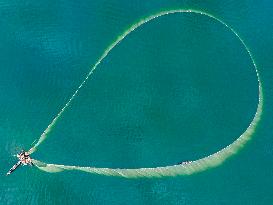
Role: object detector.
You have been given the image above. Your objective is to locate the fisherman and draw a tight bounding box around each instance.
[6,150,33,175]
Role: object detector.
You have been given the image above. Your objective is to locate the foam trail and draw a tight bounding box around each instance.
[32,88,263,178]
[31,9,263,177]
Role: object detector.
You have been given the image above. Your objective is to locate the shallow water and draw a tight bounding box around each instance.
[0,1,272,204]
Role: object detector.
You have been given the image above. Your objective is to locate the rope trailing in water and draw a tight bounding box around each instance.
[29,9,263,178]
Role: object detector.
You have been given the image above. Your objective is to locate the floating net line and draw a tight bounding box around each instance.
[29,9,263,178]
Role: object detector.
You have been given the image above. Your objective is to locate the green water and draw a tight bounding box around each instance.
[0,1,272,204]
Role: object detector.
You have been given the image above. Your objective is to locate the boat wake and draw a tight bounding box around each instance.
[29,9,263,178]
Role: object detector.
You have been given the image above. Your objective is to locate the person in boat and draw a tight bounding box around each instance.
[6,150,33,175]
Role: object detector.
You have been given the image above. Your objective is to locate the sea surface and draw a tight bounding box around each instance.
[0,1,272,204]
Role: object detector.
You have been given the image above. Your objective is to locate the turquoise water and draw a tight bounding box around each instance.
[1,1,272,204]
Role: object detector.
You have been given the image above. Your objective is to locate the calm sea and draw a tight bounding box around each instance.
[0,1,272,204]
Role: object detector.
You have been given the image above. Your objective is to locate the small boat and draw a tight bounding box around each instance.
[6,150,33,176]
[177,160,193,165]
[6,161,22,175]
[181,161,192,165]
